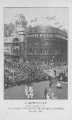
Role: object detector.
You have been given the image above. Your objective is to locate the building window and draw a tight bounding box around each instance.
[40,34,42,38]
[46,34,48,38]
[40,49,43,54]
[35,34,36,38]
[43,34,45,38]
[12,47,19,56]
[29,48,32,52]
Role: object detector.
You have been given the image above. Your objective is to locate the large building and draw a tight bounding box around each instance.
[26,26,68,66]
[4,25,68,66]
[4,32,25,62]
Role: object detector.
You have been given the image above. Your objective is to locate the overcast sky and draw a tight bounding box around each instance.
[4,7,68,30]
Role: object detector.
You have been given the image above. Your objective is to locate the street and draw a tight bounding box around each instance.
[4,80,68,99]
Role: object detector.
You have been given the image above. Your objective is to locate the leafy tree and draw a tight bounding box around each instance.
[4,23,15,37]
[15,14,28,29]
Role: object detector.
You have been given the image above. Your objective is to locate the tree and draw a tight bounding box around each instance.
[4,23,15,37]
[15,14,28,29]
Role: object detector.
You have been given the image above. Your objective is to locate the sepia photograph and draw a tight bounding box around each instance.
[4,7,68,100]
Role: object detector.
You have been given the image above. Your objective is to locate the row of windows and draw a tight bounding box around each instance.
[27,33,50,38]
[27,33,66,39]
[28,57,65,63]
[28,48,62,55]
[4,46,20,56]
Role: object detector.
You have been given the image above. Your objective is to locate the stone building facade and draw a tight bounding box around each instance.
[26,26,68,66]
[4,26,68,66]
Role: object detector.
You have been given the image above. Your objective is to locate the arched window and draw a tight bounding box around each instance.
[40,34,42,38]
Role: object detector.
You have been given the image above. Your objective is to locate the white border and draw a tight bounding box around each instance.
[0,0,72,120]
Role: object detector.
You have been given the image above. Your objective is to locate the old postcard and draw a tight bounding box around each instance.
[4,7,68,100]
[0,0,72,120]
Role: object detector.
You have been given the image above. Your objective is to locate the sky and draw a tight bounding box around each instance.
[4,7,68,30]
